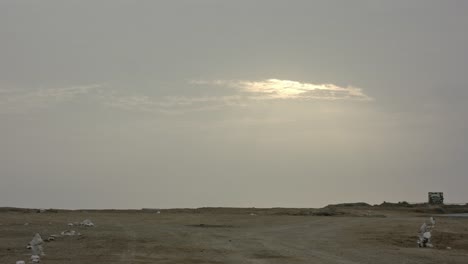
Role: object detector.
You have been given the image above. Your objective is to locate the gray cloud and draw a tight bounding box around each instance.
[0,84,103,113]
[0,79,371,114]
[103,94,246,114]
[1,1,468,209]
[192,79,373,101]
[103,79,371,114]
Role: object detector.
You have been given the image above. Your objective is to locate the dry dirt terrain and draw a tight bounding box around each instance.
[1,205,467,264]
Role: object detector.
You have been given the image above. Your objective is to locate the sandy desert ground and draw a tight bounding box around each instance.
[1,205,467,264]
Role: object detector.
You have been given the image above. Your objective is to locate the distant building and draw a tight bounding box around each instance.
[428,192,444,205]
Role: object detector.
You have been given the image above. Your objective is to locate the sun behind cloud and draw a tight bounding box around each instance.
[192,79,372,101]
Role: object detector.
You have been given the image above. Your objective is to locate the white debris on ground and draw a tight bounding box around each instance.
[61,230,81,236]
[249,213,257,216]
[80,219,95,227]
[31,255,41,263]
[16,215,96,262]
[418,217,436,248]
[45,235,56,242]
[29,233,45,256]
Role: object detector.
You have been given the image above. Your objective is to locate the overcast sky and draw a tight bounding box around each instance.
[1,1,468,209]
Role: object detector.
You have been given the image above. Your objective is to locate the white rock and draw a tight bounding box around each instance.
[30,234,44,256]
[61,230,77,236]
[30,234,44,245]
[419,223,427,233]
[423,232,431,239]
[16,260,25,264]
[31,255,40,263]
[80,219,95,227]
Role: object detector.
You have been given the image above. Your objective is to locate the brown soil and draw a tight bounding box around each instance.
[1,207,467,263]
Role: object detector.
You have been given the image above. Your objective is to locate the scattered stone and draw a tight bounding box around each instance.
[249,213,257,216]
[31,255,40,263]
[61,230,80,236]
[68,223,74,227]
[447,246,452,250]
[80,219,95,227]
[16,261,25,264]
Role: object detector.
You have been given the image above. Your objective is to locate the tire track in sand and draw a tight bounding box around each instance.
[116,222,137,263]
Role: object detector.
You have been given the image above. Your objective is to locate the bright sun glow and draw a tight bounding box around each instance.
[230,79,372,101]
[191,79,371,101]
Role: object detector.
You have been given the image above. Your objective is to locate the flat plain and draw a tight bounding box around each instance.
[1,205,467,264]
